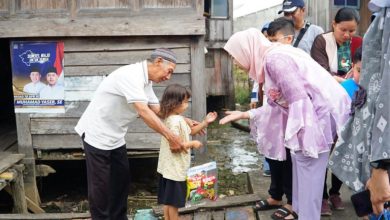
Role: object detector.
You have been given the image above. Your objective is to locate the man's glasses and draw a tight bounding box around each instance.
[269,35,294,43]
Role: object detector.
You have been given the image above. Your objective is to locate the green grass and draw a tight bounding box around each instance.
[233,65,251,106]
[235,86,250,105]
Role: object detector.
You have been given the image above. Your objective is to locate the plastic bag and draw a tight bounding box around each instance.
[186,161,218,204]
[134,209,158,220]
[369,209,390,220]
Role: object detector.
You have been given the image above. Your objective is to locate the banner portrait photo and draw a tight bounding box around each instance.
[11,41,65,113]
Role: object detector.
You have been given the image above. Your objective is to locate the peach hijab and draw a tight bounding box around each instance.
[224,28,275,83]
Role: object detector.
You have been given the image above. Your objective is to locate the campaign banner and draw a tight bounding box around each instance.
[11,41,65,113]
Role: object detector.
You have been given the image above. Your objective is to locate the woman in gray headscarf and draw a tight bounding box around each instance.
[328,0,390,216]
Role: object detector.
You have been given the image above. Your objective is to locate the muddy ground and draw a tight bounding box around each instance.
[0,121,262,216]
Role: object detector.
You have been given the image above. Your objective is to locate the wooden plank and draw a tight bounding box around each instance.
[193,211,211,220]
[31,118,79,134]
[63,37,190,52]
[9,165,28,213]
[0,130,17,152]
[11,116,40,208]
[37,150,159,160]
[223,51,235,110]
[65,48,190,66]
[211,210,225,220]
[190,36,207,162]
[30,107,192,134]
[64,91,93,102]
[32,133,163,150]
[30,99,192,118]
[205,41,226,49]
[207,19,232,42]
[216,20,224,41]
[78,0,130,9]
[142,0,192,8]
[225,206,256,220]
[25,195,45,213]
[153,193,262,215]
[223,20,232,41]
[64,86,167,101]
[0,213,90,219]
[208,50,223,95]
[208,20,217,41]
[228,0,233,24]
[30,101,89,118]
[0,10,205,37]
[0,0,10,13]
[15,114,32,157]
[16,0,67,11]
[65,75,104,91]
[0,154,24,174]
[247,170,266,194]
[4,185,44,214]
[193,0,203,16]
[63,85,199,102]
[64,74,191,91]
[65,63,190,76]
[179,213,193,220]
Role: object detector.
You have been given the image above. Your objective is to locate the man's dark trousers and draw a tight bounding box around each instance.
[83,139,130,220]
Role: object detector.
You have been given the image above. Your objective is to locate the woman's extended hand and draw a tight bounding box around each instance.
[219,111,249,125]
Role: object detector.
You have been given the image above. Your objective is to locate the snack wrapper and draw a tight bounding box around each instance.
[186,161,218,204]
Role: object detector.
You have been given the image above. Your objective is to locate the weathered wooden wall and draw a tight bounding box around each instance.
[26,36,192,150]
[0,0,205,37]
[204,0,234,109]
[0,0,206,207]
[0,0,206,152]
[205,49,232,96]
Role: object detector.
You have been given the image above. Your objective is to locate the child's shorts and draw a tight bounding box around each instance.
[157,174,187,208]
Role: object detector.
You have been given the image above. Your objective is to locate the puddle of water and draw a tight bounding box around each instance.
[229,142,259,174]
[208,124,261,175]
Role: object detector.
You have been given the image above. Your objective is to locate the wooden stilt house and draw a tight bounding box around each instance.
[0,0,209,212]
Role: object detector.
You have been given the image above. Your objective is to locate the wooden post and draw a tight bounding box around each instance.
[15,114,41,209]
[10,165,27,213]
[222,51,235,110]
[358,0,372,35]
[193,0,203,17]
[190,35,208,163]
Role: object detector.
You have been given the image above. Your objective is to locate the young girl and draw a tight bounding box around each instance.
[157,84,217,220]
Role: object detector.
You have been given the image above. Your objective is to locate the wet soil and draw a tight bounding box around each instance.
[0,121,262,215]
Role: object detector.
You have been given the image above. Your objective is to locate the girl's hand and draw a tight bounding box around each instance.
[204,111,218,124]
[219,111,249,125]
[192,140,203,149]
[185,118,206,135]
